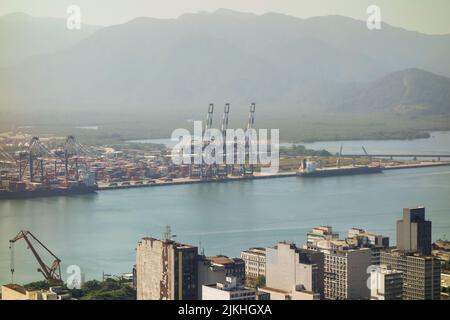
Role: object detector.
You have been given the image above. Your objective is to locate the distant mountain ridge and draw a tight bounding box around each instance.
[0,12,99,67]
[338,69,450,115]
[0,9,449,126]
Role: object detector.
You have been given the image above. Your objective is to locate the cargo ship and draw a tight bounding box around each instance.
[0,172,98,200]
[297,159,383,177]
[0,184,97,200]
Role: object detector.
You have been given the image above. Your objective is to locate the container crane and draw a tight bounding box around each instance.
[201,104,214,179]
[27,137,55,183]
[0,145,15,164]
[243,103,256,176]
[362,146,372,165]
[218,103,230,177]
[336,144,343,168]
[9,230,62,285]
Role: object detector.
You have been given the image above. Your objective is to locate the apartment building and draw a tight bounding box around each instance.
[240,247,266,282]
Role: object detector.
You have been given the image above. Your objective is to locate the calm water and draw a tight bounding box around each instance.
[128,131,450,155]
[1,166,450,284]
[2,132,450,284]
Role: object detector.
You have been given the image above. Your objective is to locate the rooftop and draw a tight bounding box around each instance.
[3,284,27,295]
[139,237,196,249]
[209,255,240,265]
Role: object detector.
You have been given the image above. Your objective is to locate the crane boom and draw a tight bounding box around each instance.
[336,144,344,168]
[221,104,231,175]
[221,103,230,135]
[9,230,62,285]
[244,103,256,175]
[204,103,214,134]
[247,102,256,130]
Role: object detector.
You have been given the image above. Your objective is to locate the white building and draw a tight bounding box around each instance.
[202,277,256,300]
[240,247,266,281]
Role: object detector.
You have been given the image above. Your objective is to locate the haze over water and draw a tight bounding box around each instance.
[1,134,450,284]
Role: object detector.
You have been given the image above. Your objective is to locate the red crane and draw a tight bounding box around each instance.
[9,230,62,285]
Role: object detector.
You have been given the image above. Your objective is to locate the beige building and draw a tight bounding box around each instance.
[136,237,198,300]
[323,248,372,300]
[261,241,323,300]
[240,247,266,281]
[370,265,403,300]
[1,284,70,300]
[306,226,339,245]
[380,250,441,300]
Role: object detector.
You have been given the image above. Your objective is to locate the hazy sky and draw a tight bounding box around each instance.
[1,0,450,34]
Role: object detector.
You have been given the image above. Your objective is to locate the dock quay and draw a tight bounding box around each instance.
[97,161,450,191]
[383,161,450,170]
[97,171,297,190]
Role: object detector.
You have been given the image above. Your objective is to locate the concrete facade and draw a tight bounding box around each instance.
[380,250,441,300]
[136,237,198,300]
[265,242,324,299]
[370,265,403,300]
[240,247,266,281]
[197,256,227,299]
[324,248,372,300]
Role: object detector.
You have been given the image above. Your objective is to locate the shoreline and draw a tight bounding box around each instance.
[97,161,450,191]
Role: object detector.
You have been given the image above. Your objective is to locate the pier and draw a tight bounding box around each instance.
[97,161,450,191]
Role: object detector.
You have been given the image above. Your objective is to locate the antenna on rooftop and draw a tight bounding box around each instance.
[163,225,172,241]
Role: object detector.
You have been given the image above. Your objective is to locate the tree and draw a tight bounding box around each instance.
[254,275,266,288]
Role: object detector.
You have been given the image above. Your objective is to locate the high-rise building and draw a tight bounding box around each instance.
[380,250,441,300]
[136,237,198,300]
[323,248,372,300]
[397,207,432,256]
[260,241,323,300]
[202,277,256,300]
[370,265,403,300]
[240,247,266,282]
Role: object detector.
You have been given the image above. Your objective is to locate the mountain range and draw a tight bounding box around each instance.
[0,9,449,136]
